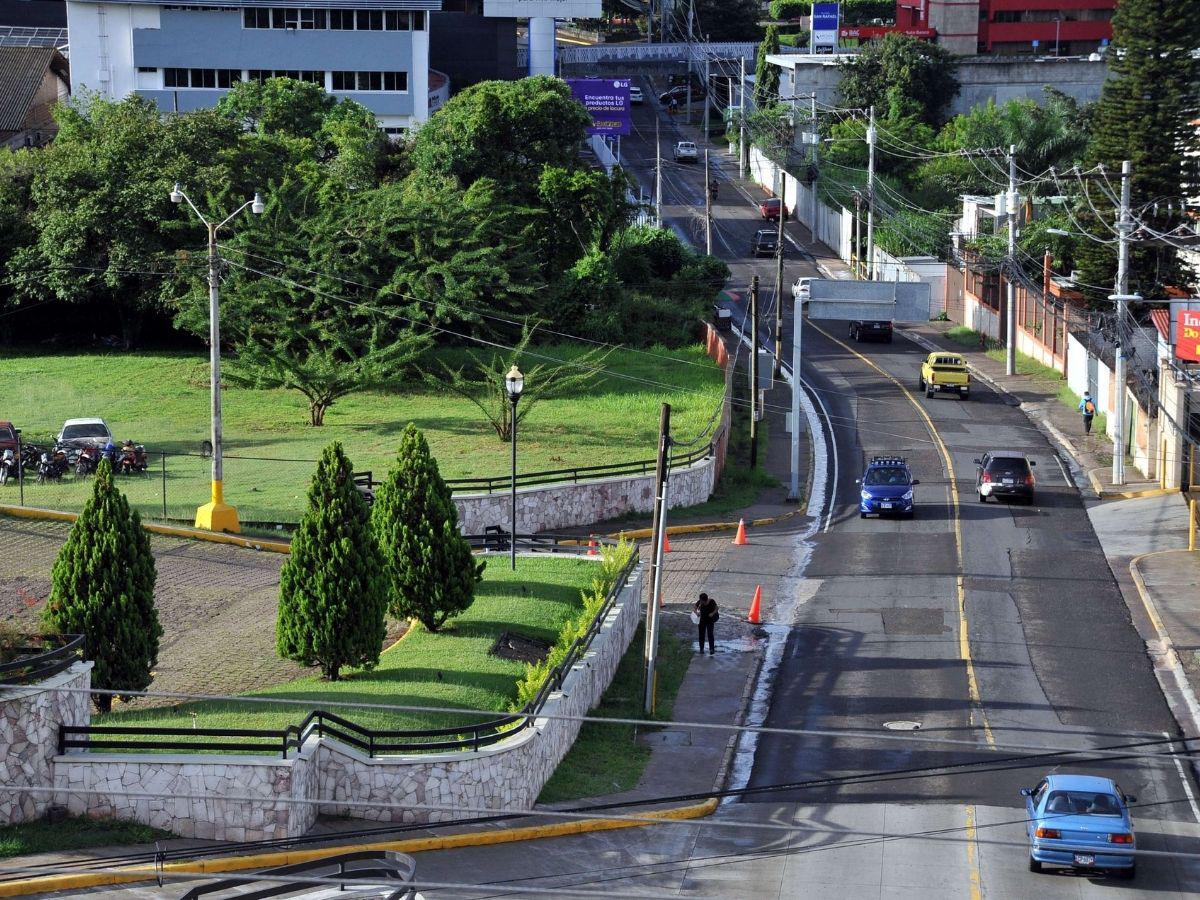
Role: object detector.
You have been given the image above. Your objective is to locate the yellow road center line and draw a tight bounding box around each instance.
[965,804,984,900]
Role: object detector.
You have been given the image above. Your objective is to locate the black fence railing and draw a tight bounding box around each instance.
[0,634,83,686]
[3,441,715,527]
[58,552,637,759]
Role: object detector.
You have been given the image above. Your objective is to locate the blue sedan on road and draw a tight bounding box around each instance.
[1023,773,1137,879]
[857,455,918,519]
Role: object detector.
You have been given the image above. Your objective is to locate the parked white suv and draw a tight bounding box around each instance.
[673,141,698,163]
[57,418,113,449]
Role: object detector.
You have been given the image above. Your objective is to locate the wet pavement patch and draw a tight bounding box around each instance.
[881,607,948,636]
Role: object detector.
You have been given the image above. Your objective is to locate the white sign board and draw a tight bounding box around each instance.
[484,0,601,16]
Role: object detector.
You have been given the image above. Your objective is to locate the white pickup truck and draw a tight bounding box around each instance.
[673,141,698,163]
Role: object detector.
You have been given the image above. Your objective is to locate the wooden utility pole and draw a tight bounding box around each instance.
[774,170,785,378]
[655,117,662,228]
[642,402,671,715]
[750,275,760,469]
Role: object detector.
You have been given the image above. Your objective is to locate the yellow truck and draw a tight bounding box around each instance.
[918,352,970,400]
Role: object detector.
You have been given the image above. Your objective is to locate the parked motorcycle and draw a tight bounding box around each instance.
[0,449,16,486]
[36,448,69,484]
[74,445,101,478]
[116,440,148,475]
[19,444,42,472]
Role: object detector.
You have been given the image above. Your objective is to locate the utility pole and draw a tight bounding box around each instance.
[810,94,818,235]
[774,169,785,378]
[655,117,662,228]
[703,56,711,139]
[1113,159,1133,487]
[1005,143,1017,376]
[739,56,747,179]
[789,284,805,500]
[854,190,863,278]
[643,402,671,714]
[865,105,876,280]
[704,148,713,255]
[750,275,760,469]
[685,1,694,125]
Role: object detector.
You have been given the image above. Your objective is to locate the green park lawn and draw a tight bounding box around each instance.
[98,556,598,738]
[0,345,723,522]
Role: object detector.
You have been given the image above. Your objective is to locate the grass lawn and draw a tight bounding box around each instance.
[942,326,1108,433]
[100,556,598,738]
[0,816,169,859]
[0,344,723,523]
[538,623,691,803]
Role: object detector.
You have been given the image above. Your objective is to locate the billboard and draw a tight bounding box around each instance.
[1176,309,1200,362]
[483,0,601,18]
[811,2,840,52]
[806,280,931,323]
[566,78,631,136]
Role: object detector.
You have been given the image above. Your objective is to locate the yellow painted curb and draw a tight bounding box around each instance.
[0,799,719,898]
[1128,548,1193,643]
[1085,470,1178,501]
[0,504,291,554]
[614,507,804,541]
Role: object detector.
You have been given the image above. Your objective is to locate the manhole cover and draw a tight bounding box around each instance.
[489,631,551,664]
[883,721,922,731]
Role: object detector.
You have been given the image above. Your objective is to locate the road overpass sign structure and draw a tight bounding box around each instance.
[806,279,932,323]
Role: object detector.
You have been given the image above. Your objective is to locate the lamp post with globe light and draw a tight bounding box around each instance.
[170,184,264,533]
[505,365,524,570]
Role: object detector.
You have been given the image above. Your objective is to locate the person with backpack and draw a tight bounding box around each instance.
[1079,392,1097,434]
[693,592,719,655]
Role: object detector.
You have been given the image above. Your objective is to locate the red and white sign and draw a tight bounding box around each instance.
[1176,309,1200,362]
[839,25,935,39]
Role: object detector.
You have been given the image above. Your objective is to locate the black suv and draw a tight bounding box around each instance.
[752,229,779,258]
[975,451,1036,504]
[849,320,894,343]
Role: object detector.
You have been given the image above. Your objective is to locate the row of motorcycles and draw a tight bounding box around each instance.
[0,441,149,485]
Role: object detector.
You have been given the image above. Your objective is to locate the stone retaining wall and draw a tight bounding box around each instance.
[0,661,92,825]
[49,565,644,841]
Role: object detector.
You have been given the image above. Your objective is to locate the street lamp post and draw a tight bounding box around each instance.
[170,183,264,534]
[505,364,524,571]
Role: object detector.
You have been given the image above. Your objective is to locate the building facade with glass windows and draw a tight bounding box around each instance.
[64,0,443,134]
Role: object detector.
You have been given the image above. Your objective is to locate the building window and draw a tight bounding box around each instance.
[249,70,323,83]
[137,66,157,73]
[411,11,424,30]
[384,10,408,30]
[163,67,241,88]
[331,70,408,92]
[329,9,354,29]
[993,10,1021,23]
[243,7,270,27]
[244,7,424,32]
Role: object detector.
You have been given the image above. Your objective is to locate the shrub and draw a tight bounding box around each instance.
[42,459,161,712]
[276,442,388,681]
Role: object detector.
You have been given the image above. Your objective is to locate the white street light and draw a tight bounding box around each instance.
[171,186,266,534]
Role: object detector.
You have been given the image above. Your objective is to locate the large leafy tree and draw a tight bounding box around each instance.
[42,460,161,713]
[837,33,959,126]
[277,443,387,680]
[410,76,592,197]
[372,423,484,633]
[8,94,243,347]
[1076,0,1200,300]
[0,148,37,293]
[536,166,637,273]
[754,25,783,110]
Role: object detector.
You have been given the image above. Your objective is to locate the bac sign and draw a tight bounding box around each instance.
[566,78,631,136]
[1177,310,1200,362]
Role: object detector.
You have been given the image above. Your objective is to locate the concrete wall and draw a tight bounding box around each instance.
[1066,331,1154,480]
[0,662,92,825]
[51,564,644,840]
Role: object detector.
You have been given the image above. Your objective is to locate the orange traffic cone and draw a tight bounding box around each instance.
[732,518,748,546]
[587,535,598,556]
[747,585,762,624]
[663,532,672,553]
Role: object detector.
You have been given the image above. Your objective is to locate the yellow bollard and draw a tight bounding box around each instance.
[1191,499,1197,553]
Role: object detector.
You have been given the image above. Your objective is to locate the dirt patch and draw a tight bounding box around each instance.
[489,630,551,664]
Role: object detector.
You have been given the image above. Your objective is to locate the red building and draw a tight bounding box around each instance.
[893,0,1115,56]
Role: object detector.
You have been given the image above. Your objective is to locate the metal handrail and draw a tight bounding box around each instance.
[58,556,637,758]
[0,634,84,685]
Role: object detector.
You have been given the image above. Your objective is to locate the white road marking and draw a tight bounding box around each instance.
[1165,730,1200,823]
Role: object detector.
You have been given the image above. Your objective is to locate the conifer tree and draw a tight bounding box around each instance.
[276,442,387,680]
[43,459,160,712]
[372,423,484,633]
[1076,0,1200,298]
[754,26,783,110]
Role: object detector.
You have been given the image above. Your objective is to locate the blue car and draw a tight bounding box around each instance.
[1022,773,1137,879]
[857,456,918,518]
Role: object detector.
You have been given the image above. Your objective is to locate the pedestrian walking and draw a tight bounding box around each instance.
[693,592,719,655]
[1079,391,1096,434]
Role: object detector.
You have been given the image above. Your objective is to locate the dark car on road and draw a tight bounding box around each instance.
[658,84,705,106]
[752,229,780,258]
[849,320,893,343]
[0,422,17,455]
[975,450,1036,503]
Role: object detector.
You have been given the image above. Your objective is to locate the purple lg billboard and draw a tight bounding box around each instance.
[567,78,631,136]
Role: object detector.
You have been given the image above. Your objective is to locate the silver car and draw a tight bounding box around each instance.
[57,418,113,450]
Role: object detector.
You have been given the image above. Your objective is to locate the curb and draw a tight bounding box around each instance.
[1084,469,1174,501]
[0,504,291,554]
[0,800,719,898]
[613,507,803,541]
[1126,549,1200,791]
